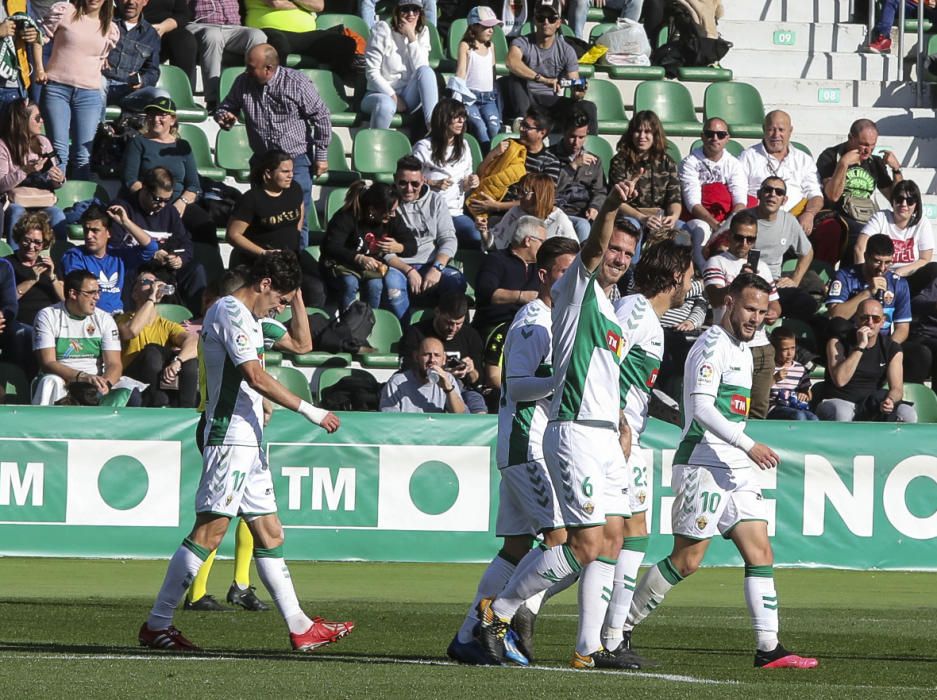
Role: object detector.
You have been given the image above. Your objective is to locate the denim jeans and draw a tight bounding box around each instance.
[6,204,67,244]
[104,83,170,116]
[362,64,439,130]
[333,266,409,319]
[569,0,643,38]
[360,0,437,27]
[465,90,501,147]
[40,81,103,180]
[0,85,25,109]
[453,214,481,248]
[569,215,592,242]
[876,0,937,37]
[412,263,467,298]
[767,406,818,421]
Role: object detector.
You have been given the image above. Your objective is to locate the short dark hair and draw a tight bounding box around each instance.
[634,240,693,297]
[220,266,250,296]
[865,233,894,258]
[613,216,641,241]
[395,154,423,175]
[246,250,302,293]
[80,204,110,227]
[536,236,579,271]
[64,269,96,295]
[730,210,759,233]
[526,105,552,133]
[142,166,175,193]
[436,293,469,319]
[728,271,772,297]
[135,261,172,283]
[770,326,796,346]
[565,106,591,133]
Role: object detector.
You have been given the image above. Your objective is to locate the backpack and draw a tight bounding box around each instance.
[651,1,731,78]
[320,372,382,412]
[309,301,375,354]
[91,113,144,178]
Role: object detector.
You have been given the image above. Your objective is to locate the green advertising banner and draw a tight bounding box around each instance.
[0,407,935,569]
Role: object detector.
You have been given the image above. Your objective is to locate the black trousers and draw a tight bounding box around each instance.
[124,343,199,408]
[263,29,358,78]
[499,74,598,135]
[161,27,199,89]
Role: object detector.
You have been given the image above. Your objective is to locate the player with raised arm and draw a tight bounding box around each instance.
[138,251,354,652]
[600,239,695,664]
[622,273,818,669]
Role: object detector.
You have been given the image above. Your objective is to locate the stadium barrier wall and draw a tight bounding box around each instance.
[0,407,935,570]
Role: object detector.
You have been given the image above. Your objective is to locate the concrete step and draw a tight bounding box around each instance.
[742,77,923,109]
[719,20,869,53]
[762,105,937,138]
[726,0,854,24]
[722,48,899,81]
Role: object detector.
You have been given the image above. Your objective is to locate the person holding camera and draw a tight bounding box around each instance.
[379,335,466,414]
[703,211,781,419]
[0,8,44,106]
[115,263,198,407]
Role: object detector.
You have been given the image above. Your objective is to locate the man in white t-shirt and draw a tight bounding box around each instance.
[32,269,123,405]
[139,252,353,654]
[704,212,781,419]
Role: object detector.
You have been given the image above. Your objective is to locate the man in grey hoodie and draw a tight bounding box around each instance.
[392,155,467,306]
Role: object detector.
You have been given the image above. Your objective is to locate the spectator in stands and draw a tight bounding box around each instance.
[380,335,466,413]
[5,212,63,328]
[738,110,823,237]
[856,179,937,295]
[31,269,122,405]
[321,181,417,320]
[143,0,197,88]
[412,99,481,248]
[39,0,119,179]
[186,0,265,108]
[0,9,42,107]
[703,211,781,419]
[488,171,577,249]
[246,0,359,80]
[468,105,560,219]
[60,203,158,314]
[215,44,331,248]
[102,0,166,111]
[501,0,597,133]
[454,6,501,150]
[817,118,902,249]
[910,265,937,388]
[116,263,198,407]
[818,298,916,423]
[472,214,544,341]
[679,116,747,272]
[549,105,607,242]
[766,326,817,421]
[361,0,436,27]
[399,292,487,413]
[361,0,439,133]
[391,155,467,306]
[109,167,206,313]
[0,97,66,240]
[864,0,935,54]
[656,275,708,401]
[121,97,216,246]
[609,110,683,254]
[0,254,17,360]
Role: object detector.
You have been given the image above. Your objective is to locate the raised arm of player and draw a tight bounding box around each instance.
[581,179,636,273]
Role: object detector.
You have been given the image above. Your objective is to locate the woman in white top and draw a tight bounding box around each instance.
[361,0,439,131]
[856,180,935,287]
[455,6,502,149]
[412,98,481,247]
[488,172,577,250]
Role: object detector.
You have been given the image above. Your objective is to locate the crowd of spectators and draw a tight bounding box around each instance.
[0,0,929,424]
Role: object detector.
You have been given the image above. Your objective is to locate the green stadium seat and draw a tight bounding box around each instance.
[291,352,353,368]
[267,366,313,406]
[585,135,614,178]
[633,80,700,136]
[0,361,29,404]
[903,383,937,423]
[325,187,350,223]
[105,105,121,120]
[792,141,813,157]
[665,139,681,164]
[215,125,252,183]
[676,66,733,82]
[177,124,226,180]
[322,137,360,186]
[218,66,241,105]
[453,248,484,300]
[56,179,108,209]
[316,366,375,402]
[589,23,617,42]
[689,138,744,157]
[703,81,765,139]
[489,132,512,151]
[302,68,357,127]
[316,13,370,40]
[464,133,483,170]
[926,35,937,80]
[264,350,283,366]
[588,78,630,135]
[99,388,134,407]
[0,240,12,257]
[155,304,193,323]
[427,22,446,70]
[352,128,412,184]
[156,65,208,122]
[600,63,666,81]
[359,308,403,368]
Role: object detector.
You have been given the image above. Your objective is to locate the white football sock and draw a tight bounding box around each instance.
[744,565,780,651]
[625,557,683,631]
[492,543,581,620]
[602,540,647,650]
[457,552,516,643]
[576,557,616,656]
[254,552,311,635]
[147,539,208,630]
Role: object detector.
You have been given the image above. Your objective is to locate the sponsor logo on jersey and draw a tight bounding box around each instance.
[730,394,750,416]
[583,500,595,515]
[698,362,715,385]
[606,329,623,357]
[235,333,249,349]
[646,368,659,389]
[829,280,842,297]
[696,515,708,530]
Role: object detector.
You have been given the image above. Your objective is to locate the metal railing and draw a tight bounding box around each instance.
[868,0,927,105]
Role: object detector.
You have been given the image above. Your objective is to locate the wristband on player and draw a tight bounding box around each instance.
[297,400,329,425]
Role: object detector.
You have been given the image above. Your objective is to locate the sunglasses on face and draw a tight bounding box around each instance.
[893,195,915,205]
[535,14,559,23]
[518,121,541,131]
[21,237,45,247]
[399,5,421,14]
[703,129,728,139]
[858,314,883,323]
[733,234,757,244]
[760,186,786,197]
[147,192,170,204]
[396,179,421,189]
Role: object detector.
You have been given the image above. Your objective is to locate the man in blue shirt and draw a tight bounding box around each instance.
[61,204,158,314]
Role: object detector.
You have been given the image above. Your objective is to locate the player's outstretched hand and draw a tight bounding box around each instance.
[748,442,779,470]
[320,412,340,433]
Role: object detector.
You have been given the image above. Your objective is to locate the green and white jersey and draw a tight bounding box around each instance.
[549,254,625,424]
[32,302,120,375]
[200,295,265,447]
[497,298,554,468]
[261,317,287,352]
[614,294,663,445]
[674,325,753,469]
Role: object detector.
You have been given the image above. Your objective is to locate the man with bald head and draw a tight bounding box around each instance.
[818,298,916,423]
[817,118,903,244]
[215,43,332,247]
[379,336,467,414]
[739,110,824,237]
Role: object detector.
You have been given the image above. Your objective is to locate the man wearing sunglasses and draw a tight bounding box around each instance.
[502,0,597,133]
[817,298,916,423]
[680,117,748,272]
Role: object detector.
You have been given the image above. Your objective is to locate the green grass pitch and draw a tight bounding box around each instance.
[0,558,934,698]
